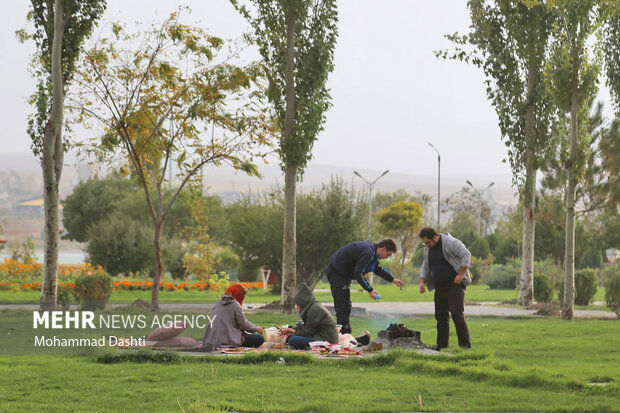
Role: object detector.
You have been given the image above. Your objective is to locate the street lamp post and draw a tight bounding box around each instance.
[428,142,441,229]
[466,180,495,236]
[353,169,389,235]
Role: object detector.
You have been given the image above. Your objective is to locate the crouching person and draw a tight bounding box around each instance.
[202,284,265,348]
[277,283,339,349]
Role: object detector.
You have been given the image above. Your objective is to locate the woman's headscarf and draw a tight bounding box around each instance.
[225,284,247,305]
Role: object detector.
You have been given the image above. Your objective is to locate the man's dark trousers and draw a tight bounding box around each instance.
[434,283,471,348]
[328,274,352,334]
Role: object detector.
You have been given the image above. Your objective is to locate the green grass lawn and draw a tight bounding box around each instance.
[0,284,609,313]
[0,309,619,412]
[0,284,539,304]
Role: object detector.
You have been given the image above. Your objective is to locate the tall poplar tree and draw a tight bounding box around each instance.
[544,0,604,319]
[602,2,620,112]
[231,0,338,310]
[19,0,106,310]
[438,0,554,305]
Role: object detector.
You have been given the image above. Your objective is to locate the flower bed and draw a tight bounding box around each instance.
[0,259,101,284]
[1,258,263,293]
[111,280,264,292]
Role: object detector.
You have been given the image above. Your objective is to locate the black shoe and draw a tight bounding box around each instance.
[355,331,371,346]
[459,345,471,350]
[429,345,444,351]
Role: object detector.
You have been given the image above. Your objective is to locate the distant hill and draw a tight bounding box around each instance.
[199,162,517,206]
[0,152,518,206]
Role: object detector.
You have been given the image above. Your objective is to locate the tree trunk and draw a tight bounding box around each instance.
[400,235,408,274]
[519,168,536,306]
[562,72,579,320]
[519,166,536,306]
[281,162,297,311]
[151,222,164,311]
[519,65,537,307]
[40,0,65,311]
[280,0,297,312]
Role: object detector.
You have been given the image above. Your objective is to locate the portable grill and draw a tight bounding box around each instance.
[377,323,421,341]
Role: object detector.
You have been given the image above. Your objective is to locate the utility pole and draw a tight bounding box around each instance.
[353,169,389,236]
[428,142,441,229]
[466,180,495,236]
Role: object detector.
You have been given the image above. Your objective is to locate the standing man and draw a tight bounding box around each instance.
[418,227,472,350]
[327,239,405,334]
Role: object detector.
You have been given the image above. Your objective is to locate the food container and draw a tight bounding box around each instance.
[265,327,286,345]
[338,333,358,348]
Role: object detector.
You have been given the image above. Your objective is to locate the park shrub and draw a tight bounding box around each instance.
[470,238,491,259]
[163,240,188,280]
[57,283,72,310]
[533,273,554,303]
[492,237,519,265]
[73,269,113,310]
[86,214,154,276]
[578,247,603,270]
[601,263,620,287]
[237,260,261,282]
[534,259,563,289]
[215,247,241,273]
[558,269,598,306]
[487,258,520,289]
[604,273,620,319]
[411,246,424,266]
[574,269,598,305]
[469,255,495,285]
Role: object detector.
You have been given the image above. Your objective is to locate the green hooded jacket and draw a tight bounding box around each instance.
[293,283,339,344]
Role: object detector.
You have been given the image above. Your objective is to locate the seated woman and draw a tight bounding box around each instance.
[202,284,264,348]
[277,283,339,349]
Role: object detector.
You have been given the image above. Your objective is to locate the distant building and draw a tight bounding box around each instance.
[606,249,620,264]
[14,197,63,217]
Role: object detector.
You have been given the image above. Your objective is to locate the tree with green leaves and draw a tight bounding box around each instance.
[541,102,620,274]
[603,5,620,113]
[544,0,605,319]
[371,190,432,239]
[231,0,338,311]
[86,213,154,276]
[438,0,555,306]
[62,176,202,277]
[18,0,107,310]
[62,176,134,243]
[74,12,272,309]
[182,192,218,282]
[227,178,363,290]
[296,177,364,287]
[378,201,424,273]
[445,186,495,236]
[542,102,620,218]
[227,193,284,286]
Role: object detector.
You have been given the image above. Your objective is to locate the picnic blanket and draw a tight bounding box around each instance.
[112,337,364,358]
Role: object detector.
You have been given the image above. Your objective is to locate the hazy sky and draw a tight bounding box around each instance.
[0,1,614,187]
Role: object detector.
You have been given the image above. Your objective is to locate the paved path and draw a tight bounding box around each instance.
[321,301,616,319]
[1,301,616,319]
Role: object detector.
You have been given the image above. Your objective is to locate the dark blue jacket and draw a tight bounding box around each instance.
[326,241,394,292]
